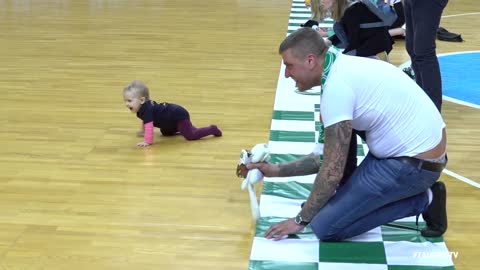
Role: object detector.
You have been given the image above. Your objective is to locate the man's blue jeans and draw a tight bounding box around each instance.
[403,0,448,112]
[309,153,441,241]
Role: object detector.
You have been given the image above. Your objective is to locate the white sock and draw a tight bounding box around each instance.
[427,188,433,205]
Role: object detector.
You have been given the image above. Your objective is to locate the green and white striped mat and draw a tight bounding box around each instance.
[247,1,455,269]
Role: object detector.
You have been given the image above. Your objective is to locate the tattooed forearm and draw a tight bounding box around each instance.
[278,153,322,177]
[300,120,353,221]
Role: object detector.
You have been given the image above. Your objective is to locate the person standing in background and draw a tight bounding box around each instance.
[403,0,448,111]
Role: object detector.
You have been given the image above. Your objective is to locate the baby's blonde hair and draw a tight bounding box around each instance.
[123,80,150,100]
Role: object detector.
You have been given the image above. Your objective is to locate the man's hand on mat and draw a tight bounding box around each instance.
[265,218,305,241]
[246,162,279,177]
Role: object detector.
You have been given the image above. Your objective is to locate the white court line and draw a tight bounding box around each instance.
[443,96,480,109]
[399,52,480,110]
[434,50,480,56]
[442,12,480,18]
[443,169,480,188]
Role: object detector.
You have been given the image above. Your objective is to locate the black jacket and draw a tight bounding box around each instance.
[330,2,394,57]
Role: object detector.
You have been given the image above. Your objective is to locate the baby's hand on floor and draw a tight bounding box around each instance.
[137,141,151,147]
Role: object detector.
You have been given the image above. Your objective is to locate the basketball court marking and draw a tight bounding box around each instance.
[442,12,480,19]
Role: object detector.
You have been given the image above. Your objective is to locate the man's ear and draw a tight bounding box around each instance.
[306,54,318,69]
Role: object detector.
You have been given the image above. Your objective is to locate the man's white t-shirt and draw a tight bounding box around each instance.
[321,54,445,158]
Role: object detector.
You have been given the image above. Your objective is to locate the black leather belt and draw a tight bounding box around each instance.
[391,156,446,172]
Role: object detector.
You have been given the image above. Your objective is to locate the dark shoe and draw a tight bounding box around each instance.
[403,66,415,80]
[421,181,448,237]
[437,27,464,42]
[301,19,319,28]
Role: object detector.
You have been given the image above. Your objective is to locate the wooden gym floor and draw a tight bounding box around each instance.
[0,0,478,269]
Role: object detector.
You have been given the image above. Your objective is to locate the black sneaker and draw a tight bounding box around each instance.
[421,181,448,237]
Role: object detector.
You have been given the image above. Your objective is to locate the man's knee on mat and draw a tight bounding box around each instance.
[311,224,348,241]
